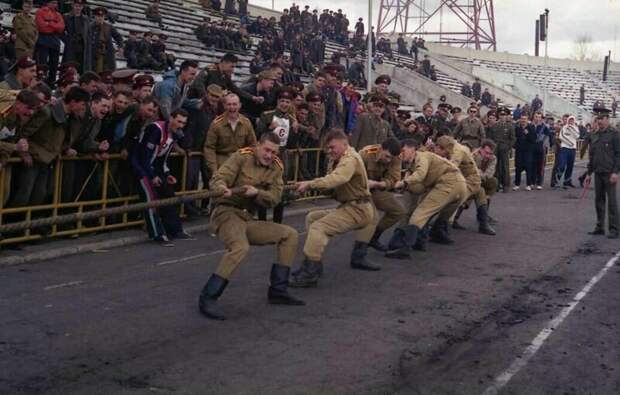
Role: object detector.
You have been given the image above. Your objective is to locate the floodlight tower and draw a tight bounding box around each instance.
[376,0,497,50]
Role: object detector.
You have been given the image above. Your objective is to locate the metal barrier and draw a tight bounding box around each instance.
[0,141,581,246]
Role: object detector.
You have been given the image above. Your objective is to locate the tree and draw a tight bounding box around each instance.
[572,34,601,61]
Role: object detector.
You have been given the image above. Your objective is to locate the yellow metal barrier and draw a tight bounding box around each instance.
[0,140,584,247]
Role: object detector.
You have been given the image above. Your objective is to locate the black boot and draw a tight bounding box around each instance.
[477,205,496,236]
[290,258,322,288]
[385,225,419,259]
[198,274,229,320]
[350,241,381,271]
[430,218,454,244]
[452,206,466,230]
[368,229,388,252]
[268,264,306,305]
[413,224,428,251]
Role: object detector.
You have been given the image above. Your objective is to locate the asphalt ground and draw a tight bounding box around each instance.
[1,163,620,395]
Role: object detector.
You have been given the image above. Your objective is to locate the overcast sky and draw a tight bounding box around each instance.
[250,0,620,61]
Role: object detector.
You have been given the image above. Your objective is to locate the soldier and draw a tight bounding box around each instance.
[432,103,453,139]
[454,105,485,149]
[290,130,376,287]
[199,132,304,320]
[62,0,90,72]
[111,68,137,93]
[360,139,406,252]
[123,30,139,69]
[255,89,298,223]
[203,93,257,175]
[585,107,620,239]
[13,0,38,60]
[471,139,499,230]
[0,55,37,90]
[487,106,515,192]
[384,139,468,259]
[350,95,393,150]
[132,74,155,103]
[432,135,485,243]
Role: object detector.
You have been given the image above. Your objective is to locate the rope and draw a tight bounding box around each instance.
[0,184,299,233]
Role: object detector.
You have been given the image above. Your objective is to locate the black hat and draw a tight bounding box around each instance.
[93,7,107,16]
[368,95,388,105]
[397,110,411,120]
[374,74,391,85]
[450,106,462,114]
[133,74,155,89]
[498,106,511,116]
[9,55,36,71]
[437,103,452,111]
[112,68,138,84]
[305,93,323,103]
[594,106,611,117]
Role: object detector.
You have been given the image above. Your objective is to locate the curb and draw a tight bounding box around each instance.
[0,202,337,267]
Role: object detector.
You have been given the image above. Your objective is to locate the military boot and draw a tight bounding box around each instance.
[477,205,496,236]
[198,274,229,320]
[289,258,323,288]
[368,229,388,252]
[385,225,419,259]
[452,206,467,230]
[268,264,306,305]
[350,241,381,271]
[429,218,454,244]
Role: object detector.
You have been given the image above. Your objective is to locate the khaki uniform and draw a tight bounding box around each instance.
[350,112,393,151]
[303,146,374,261]
[359,145,405,237]
[13,12,38,59]
[472,149,498,207]
[438,142,481,222]
[402,151,467,228]
[208,147,298,279]
[454,117,485,148]
[203,113,257,174]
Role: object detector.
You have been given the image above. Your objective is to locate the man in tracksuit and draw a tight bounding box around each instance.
[130,108,193,245]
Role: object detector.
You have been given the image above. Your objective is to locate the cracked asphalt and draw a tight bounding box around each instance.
[1,165,620,395]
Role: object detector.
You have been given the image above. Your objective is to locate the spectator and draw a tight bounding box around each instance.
[454,105,486,148]
[341,83,361,135]
[153,59,200,120]
[150,33,175,71]
[240,70,277,126]
[612,97,618,118]
[555,115,579,188]
[447,106,462,131]
[189,53,260,105]
[62,0,90,73]
[420,54,431,78]
[134,32,162,70]
[350,95,392,150]
[130,109,194,245]
[0,55,36,89]
[123,30,139,69]
[531,94,543,114]
[145,0,165,29]
[355,17,364,36]
[579,84,585,105]
[460,81,472,98]
[481,88,492,107]
[512,104,522,120]
[89,7,123,73]
[513,113,534,190]
[397,33,408,55]
[13,0,38,60]
[224,0,235,14]
[34,0,65,86]
[530,111,554,189]
[472,78,481,101]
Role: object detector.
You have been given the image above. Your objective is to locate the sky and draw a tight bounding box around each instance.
[250,0,620,61]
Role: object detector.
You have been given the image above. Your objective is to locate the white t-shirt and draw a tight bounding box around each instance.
[272,115,290,147]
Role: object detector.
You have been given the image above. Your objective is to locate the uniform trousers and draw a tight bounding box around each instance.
[409,172,468,228]
[304,200,374,261]
[594,172,619,234]
[210,205,298,279]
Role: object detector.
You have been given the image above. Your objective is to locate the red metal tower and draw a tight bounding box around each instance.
[377,0,497,50]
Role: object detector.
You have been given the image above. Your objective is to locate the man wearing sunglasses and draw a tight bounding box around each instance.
[454,105,485,149]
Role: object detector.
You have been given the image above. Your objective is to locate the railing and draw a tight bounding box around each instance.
[0,142,580,247]
[0,148,328,246]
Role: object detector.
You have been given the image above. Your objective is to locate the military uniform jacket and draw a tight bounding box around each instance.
[359,144,401,190]
[473,149,497,180]
[454,117,485,147]
[204,113,257,173]
[404,151,459,192]
[19,106,66,165]
[13,12,38,56]
[587,127,620,174]
[309,145,371,203]
[450,142,481,191]
[210,147,284,213]
[487,121,516,151]
[350,112,393,151]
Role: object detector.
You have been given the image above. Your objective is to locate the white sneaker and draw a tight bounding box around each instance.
[513,186,520,191]
[536,185,543,190]
[525,186,532,191]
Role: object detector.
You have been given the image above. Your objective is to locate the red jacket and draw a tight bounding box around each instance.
[35,6,64,34]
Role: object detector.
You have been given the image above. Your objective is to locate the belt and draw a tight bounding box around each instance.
[347,198,371,204]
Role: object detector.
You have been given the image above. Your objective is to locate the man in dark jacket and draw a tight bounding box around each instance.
[89,7,123,73]
[585,107,620,238]
[240,70,277,126]
[62,0,90,72]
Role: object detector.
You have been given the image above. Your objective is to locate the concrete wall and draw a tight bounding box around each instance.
[372,64,474,112]
[424,43,620,73]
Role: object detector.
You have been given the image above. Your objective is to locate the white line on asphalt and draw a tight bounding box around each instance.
[154,231,309,267]
[481,250,620,395]
[43,281,85,291]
